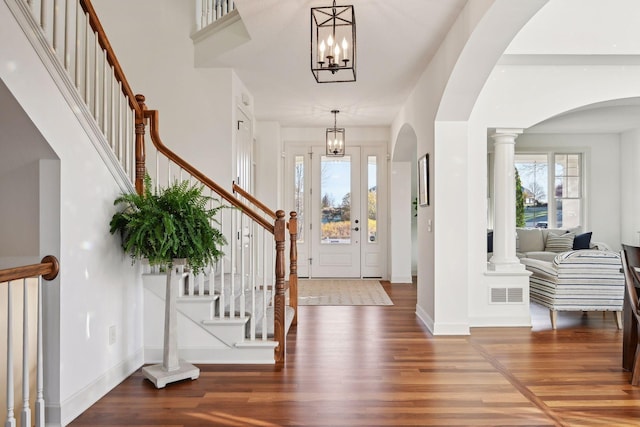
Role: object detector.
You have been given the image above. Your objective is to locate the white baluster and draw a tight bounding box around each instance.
[127,98,132,172]
[64,0,71,70]
[155,151,159,189]
[199,0,205,29]
[229,0,234,12]
[249,219,256,340]
[102,50,108,134]
[84,13,90,103]
[110,66,116,150]
[93,31,100,120]
[74,1,81,89]
[52,0,59,52]
[166,159,171,187]
[262,228,267,340]
[116,82,123,159]
[35,277,45,427]
[6,281,16,427]
[187,269,194,297]
[222,0,227,16]
[207,0,214,25]
[40,0,47,35]
[240,213,246,320]
[219,198,226,319]
[229,208,236,319]
[21,280,31,427]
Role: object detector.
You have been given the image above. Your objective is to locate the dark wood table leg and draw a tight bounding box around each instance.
[623,288,638,371]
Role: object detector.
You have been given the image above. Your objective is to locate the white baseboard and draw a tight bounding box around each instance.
[468,315,532,328]
[415,304,470,335]
[431,322,470,335]
[415,304,434,333]
[56,348,144,426]
[145,345,276,365]
[390,275,413,284]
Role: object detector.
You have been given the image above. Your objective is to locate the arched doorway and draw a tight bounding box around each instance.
[390,124,418,283]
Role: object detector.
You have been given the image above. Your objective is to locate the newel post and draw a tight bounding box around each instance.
[135,94,147,195]
[274,210,286,363]
[288,211,298,326]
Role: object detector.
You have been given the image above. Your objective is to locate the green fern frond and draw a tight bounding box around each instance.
[110,173,228,274]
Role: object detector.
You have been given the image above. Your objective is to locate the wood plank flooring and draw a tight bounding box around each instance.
[70,281,640,426]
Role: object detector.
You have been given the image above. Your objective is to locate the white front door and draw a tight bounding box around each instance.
[286,144,387,279]
[311,146,362,277]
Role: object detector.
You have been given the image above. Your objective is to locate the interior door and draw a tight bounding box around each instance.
[310,146,361,277]
[235,109,253,276]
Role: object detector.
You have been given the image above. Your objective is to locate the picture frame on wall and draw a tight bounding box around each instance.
[418,153,429,206]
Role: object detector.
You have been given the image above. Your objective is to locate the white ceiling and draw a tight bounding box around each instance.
[204,0,467,127]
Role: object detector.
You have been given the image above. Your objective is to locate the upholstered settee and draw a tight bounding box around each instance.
[515,227,609,262]
[521,250,624,329]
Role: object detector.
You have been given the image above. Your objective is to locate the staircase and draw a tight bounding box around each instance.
[143,265,296,363]
[7,0,298,364]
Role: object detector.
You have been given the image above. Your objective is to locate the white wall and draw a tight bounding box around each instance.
[391,0,503,333]
[255,121,282,210]
[0,163,39,263]
[390,162,412,283]
[1,2,144,424]
[620,129,640,246]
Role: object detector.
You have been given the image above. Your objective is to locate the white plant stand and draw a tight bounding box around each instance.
[143,261,200,388]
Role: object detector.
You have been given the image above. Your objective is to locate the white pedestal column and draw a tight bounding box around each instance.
[143,261,200,388]
[489,129,524,271]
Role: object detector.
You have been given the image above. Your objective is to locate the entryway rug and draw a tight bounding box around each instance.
[298,279,393,306]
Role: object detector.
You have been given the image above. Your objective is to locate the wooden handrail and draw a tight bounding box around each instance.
[0,255,60,283]
[273,210,286,363]
[288,211,298,326]
[232,182,277,220]
[142,106,274,234]
[79,0,142,115]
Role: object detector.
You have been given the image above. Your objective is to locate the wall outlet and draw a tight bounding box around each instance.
[109,325,116,345]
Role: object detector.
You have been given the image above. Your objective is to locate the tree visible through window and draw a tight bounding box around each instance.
[515,154,548,228]
[514,152,582,229]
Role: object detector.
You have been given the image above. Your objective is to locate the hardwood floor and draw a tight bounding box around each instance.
[70,281,640,426]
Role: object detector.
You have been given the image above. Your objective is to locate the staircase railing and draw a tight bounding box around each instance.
[14,0,296,363]
[233,183,298,326]
[141,103,294,357]
[196,0,236,31]
[0,256,59,427]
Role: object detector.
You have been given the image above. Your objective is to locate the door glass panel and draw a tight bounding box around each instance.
[294,155,305,242]
[321,155,351,244]
[367,155,377,243]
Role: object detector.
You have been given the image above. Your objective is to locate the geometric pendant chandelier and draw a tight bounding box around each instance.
[326,110,345,156]
[311,0,356,83]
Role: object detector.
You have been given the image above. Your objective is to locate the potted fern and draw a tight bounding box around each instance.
[110,174,226,274]
[110,174,227,388]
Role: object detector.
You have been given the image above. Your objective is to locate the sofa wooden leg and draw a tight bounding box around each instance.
[615,311,623,330]
[550,310,557,329]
